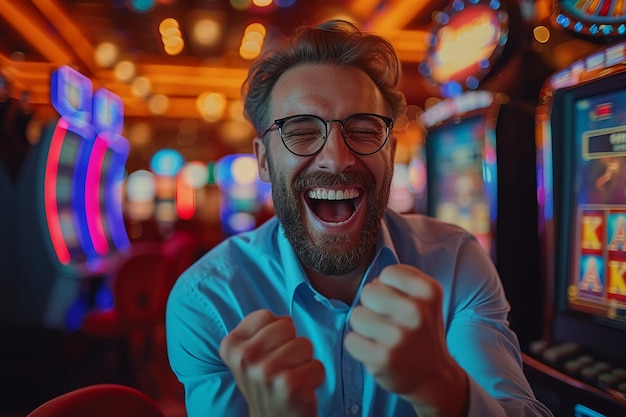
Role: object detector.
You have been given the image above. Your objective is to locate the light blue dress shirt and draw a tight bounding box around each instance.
[166,209,554,417]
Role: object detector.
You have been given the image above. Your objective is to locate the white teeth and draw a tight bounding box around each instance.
[307,188,359,200]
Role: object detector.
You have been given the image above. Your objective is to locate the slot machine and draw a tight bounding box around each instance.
[419,0,547,346]
[524,40,626,417]
[11,66,130,329]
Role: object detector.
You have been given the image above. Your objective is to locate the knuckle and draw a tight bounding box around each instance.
[255,309,277,323]
[278,317,297,336]
[293,337,314,357]
[386,325,404,346]
[249,361,277,383]
[237,342,260,368]
[219,334,238,362]
[273,370,298,395]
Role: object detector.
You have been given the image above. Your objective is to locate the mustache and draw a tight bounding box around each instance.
[293,170,373,193]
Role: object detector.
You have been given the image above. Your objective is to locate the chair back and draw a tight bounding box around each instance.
[162,229,199,285]
[113,243,173,328]
[26,383,166,417]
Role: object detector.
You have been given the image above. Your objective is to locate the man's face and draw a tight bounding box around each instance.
[254,64,396,277]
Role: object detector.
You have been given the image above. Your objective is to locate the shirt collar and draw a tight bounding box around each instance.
[279,215,401,314]
[276,223,310,313]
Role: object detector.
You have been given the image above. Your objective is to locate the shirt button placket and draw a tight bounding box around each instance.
[341,318,363,416]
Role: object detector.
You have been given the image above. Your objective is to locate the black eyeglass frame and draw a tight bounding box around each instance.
[261,113,394,156]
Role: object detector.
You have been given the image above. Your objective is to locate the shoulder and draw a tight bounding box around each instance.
[382,209,495,282]
[175,217,281,283]
[168,219,277,297]
[383,209,475,247]
[382,210,506,322]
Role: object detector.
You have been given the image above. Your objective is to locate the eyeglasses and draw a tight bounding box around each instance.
[261,113,394,156]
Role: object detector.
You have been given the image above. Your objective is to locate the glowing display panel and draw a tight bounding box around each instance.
[570,88,626,324]
[427,115,492,252]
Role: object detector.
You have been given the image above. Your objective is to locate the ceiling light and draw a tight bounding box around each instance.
[114,60,137,83]
[94,42,119,68]
[197,91,226,122]
[193,18,221,46]
[533,25,550,44]
[149,94,169,115]
[131,76,152,97]
[163,35,185,55]
[159,17,179,34]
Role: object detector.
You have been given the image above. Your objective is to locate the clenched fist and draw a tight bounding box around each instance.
[219,309,325,417]
[344,264,468,417]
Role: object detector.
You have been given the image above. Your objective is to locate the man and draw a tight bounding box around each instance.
[166,20,554,417]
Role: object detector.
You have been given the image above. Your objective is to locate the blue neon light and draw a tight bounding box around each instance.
[150,148,185,177]
[50,66,93,126]
[574,404,605,417]
[93,88,124,136]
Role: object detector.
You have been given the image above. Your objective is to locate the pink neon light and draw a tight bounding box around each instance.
[86,136,109,255]
[44,120,71,264]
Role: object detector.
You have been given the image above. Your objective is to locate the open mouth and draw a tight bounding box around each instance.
[306,187,362,224]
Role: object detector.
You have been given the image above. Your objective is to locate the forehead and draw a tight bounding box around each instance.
[269,63,388,118]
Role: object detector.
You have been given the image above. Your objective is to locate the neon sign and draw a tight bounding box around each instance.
[45,65,130,267]
[419,0,514,95]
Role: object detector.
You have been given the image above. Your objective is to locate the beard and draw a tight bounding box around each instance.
[267,155,393,277]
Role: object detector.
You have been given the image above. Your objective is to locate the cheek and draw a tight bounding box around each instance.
[267,158,302,191]
[368,155,394,181]
[268,150,309,178]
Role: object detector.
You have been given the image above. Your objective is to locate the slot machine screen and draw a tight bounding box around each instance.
[426,114,493,252]
[547,71,626,365]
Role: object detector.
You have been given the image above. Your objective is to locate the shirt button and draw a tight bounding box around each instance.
[349,404,360,415]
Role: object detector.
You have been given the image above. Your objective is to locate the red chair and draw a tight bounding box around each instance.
[82,242,174,383]
[26,383,166,417]
[161,229,199,287]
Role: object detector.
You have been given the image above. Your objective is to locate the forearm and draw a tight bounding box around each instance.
[410,359,469,417]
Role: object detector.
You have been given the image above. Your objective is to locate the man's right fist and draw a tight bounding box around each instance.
[219,309,325,417]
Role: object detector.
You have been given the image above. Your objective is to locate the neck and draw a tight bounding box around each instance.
[305,266,365,305]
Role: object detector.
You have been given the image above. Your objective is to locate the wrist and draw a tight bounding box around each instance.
[411,362,469,417]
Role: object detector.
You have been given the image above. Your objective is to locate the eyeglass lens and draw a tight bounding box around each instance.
[280,114,388,156]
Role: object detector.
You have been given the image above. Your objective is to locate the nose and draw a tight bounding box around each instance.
[313,121,356,171]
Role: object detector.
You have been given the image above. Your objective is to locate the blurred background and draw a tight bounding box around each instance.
[0,0,446,172]
[0,0,598,243]
[2,1,626,417]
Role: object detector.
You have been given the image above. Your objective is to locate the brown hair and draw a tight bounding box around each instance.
[242,19,407,135]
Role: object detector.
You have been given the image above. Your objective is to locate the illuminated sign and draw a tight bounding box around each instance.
[46,65,130,266]
[420,0,515,94]
[555,0,626,38]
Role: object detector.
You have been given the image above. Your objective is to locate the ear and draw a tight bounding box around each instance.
[253,136,271,182]
[388,132,398,159]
